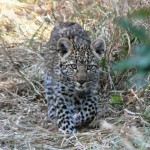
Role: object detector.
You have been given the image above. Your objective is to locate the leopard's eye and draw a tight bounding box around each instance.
[70,64,77,69]
[87,65,97,70]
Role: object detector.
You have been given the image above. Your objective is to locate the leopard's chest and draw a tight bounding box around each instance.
[58,82,95,111]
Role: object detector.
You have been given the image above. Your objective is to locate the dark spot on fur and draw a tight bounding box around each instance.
[66,111,69,114]
[70,126,74,131]
[62,105,67,109]
[66,124,69,129]
[88,108,91,112]
[58,109,63,114]
[71,109,74,113]
[83,107,87,111]
[62,126,66,130]
[66,116,69,120]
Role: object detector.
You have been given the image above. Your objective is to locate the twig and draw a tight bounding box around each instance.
[3,47,41,96]
[124,108,140,115]
[125,32,131,56]
[107,65,116,91]
[129,89,145,109]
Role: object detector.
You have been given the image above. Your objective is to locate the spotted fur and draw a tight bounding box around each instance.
[44,22,106,133]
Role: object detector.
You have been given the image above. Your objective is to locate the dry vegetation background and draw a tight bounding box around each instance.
[0,0,150,149]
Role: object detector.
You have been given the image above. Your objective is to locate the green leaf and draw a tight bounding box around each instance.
[110,94,123,104]
[99,58,106,67]
[115,17,149,42]
[130,8,150,19]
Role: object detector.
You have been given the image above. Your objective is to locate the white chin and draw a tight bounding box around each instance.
[75,87,86,91]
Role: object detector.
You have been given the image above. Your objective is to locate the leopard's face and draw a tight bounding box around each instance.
[57,38,106,92]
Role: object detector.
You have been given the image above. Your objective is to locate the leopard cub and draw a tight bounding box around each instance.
[44,22,106,133]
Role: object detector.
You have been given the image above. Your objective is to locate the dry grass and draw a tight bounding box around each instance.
[0,0,150,149]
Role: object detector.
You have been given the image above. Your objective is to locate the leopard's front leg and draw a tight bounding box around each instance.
[74,95,98,127]
[56,97,76,133]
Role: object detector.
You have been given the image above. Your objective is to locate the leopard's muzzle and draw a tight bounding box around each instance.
[74,65,89,92]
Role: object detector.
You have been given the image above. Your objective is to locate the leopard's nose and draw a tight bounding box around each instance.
[77,79,86,86]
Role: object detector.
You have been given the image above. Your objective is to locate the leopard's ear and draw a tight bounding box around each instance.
[57,38,73,60]
[91,38,106,59]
